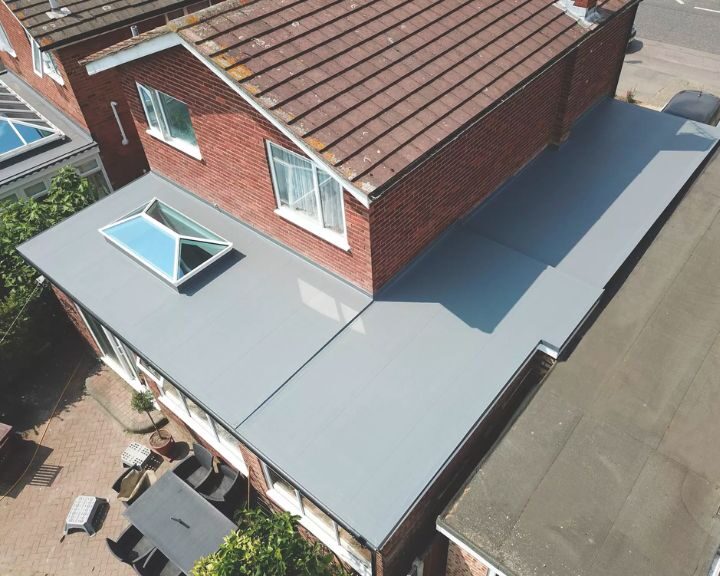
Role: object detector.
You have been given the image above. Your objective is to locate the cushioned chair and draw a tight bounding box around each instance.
[133,549,183,576]
[105,524,155,565]
[197,463,241,503]
[112,466,139,493]
[171,443,215,489]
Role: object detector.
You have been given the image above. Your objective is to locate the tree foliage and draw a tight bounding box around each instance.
[192,509,351,576]
[0,167,95,374]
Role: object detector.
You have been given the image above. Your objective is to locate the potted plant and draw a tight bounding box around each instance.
[131,390,175,458]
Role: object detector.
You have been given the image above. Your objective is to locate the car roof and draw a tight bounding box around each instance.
[663,90,720,124]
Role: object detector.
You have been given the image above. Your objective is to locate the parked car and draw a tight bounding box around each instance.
[661,90,720,126]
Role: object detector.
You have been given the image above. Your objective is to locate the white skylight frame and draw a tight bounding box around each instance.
[99,197,233,287]
[0,80,63,162]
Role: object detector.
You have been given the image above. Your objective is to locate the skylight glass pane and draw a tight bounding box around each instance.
[178,239,226,278]
[14,123,53,144]
[102,199,231,286]
[145,200,224,241]
[104,216,177,279]
[0,119,22,153]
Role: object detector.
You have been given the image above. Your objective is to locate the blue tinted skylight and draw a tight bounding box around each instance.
[100,199,232,286]
[0,81,61,161]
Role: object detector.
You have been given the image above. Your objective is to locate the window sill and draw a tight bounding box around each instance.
[265,489,372,576]
[157,395,249,476]
[274,207,350,252]
[45,69,64,85]
[146,129,202,160]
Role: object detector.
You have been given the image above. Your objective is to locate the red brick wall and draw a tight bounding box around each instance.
[52,286,101,357]
[0,2,84,127]
[367,9,636,292]
[54,25,159,189]
[445,543,490,576]
[119,46,373,291]
[558,7,637,136]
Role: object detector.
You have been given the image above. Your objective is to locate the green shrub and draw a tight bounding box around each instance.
[192,509,351,576]
[0,167,95,378]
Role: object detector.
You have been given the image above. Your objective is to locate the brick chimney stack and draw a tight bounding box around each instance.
[573,0,597,8]
[559,0,600,23]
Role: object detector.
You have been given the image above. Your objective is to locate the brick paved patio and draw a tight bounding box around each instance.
[0,342,189,576]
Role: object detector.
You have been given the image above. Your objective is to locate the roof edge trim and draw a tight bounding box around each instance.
[86,34,370,208]
[86,33,181,75]
[436,523,512,576]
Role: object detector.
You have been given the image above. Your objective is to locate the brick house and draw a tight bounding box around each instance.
[20,0,714,575]
[0,0,226,195]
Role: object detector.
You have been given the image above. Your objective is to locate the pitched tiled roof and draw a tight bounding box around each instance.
[89,0,635,196]
[4,0,200,48]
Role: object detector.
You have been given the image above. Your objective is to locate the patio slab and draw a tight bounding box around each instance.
[0,334,187,576]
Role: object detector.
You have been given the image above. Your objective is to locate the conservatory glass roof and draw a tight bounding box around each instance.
[0,80,62,161]
[100,198,232,286]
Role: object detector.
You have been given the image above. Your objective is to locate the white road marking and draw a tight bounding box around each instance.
[694,5,720,12]
[675,0,685,5]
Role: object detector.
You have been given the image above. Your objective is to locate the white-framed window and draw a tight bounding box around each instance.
[0,22,15,57]
[27,33,63,84]
[262,463,372,576]
[137,356,249,476]
[136,83,200,159]
[266,141,348,250]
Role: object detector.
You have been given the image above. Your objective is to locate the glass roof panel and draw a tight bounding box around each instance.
[103,216,177,279]
[101,199,231,286]
[0,120,23,153]
[178,239,227,278]
[0,80,60,160]
[145,200,224,241]
[14,123,54,144]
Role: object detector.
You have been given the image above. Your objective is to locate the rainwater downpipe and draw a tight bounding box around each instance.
[111,101,129,146]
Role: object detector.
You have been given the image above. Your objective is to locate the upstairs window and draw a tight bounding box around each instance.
[0,23,15,57]
[27,33,63,84]
[100,198,232,286]
[267,142,347,247]
[137,83,200,159]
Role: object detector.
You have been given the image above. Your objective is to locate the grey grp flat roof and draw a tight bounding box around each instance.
[19,172,371,430]
[439,150,720,576]
[0,71,97,188]
[18,99,720,551]
[239,100,720,548]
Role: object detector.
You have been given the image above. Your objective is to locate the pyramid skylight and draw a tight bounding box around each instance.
[0,80,62,162]
[100,198,232,287]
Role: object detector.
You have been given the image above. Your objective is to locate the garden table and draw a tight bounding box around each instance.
[124,471,235,573]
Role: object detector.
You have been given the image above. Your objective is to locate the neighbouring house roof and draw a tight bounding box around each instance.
[3,0,207,50]
[0,70,97,189]
[439,145,720,576]
[18,101,720,551]
[83,0,637,200]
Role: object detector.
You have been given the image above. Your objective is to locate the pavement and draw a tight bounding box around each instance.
[440,149,720,576]
[634,0,720,55]
[618,38,720,109]
[0,335,190,576]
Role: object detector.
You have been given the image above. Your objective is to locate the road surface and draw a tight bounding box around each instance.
[634,0,720,54]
